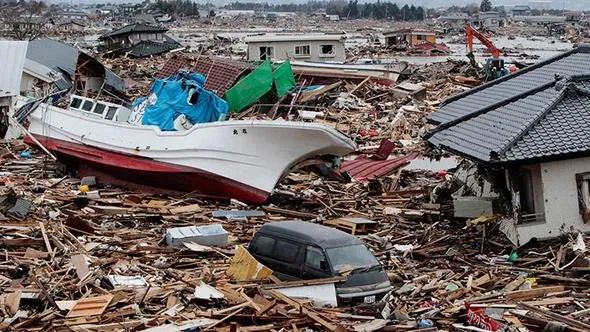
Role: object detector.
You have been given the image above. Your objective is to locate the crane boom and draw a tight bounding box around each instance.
[466,25,500,58]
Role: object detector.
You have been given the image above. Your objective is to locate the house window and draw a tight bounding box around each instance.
[294,45,311,57]
[519,169,535,214]
[416,34,427,41]
[259,46,273,60]
[320,44,334,56]
[517,166,545,224]
[576,173,590,223]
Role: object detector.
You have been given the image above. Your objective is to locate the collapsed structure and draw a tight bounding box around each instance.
[428,45,590,245]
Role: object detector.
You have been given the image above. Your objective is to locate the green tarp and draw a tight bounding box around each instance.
[273,61,296,97]
[225,60,296,113]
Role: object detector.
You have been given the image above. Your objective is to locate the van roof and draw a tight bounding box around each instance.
[258,221,362,248]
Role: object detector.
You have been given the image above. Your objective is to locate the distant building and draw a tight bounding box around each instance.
[98,23,181,58]
[511,5,531,16]
[511,15,566,25]
[474,11,503,28]
[244,34,347,63]
[438,12,471,25]
[566,11,583,23]
[57,21,85,33]
[58,11,88,20]
[383,28,436,48]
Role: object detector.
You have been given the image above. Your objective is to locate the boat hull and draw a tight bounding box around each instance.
[25,103,356,203]
[26,134,269,202]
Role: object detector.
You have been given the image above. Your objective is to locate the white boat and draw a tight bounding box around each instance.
[24,95,356,203]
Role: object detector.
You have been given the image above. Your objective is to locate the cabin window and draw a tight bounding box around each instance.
[259,46,273,60]
[81,100,93,112]
[576,173,590,223]
[320,44,334,56]
[294,45,311,57]
[105,106,118,120]
[417,34,427,41]
[70,98,83,109]
[93,103,106,115]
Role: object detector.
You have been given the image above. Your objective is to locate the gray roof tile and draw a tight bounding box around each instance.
[428,48,590,125]
[427,46,590,163]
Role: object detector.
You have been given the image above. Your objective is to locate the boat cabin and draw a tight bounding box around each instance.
[69,95,131,123]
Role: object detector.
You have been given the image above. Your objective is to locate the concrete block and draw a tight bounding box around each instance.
[166,224,228,248]
[453,196,502,218]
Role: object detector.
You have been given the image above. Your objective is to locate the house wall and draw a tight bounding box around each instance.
[515,156,590,244]
[384,33,435,47]
[82,77,104,92]
[246,40,346,62]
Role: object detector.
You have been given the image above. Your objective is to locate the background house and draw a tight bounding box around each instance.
[244,34,346,63]
[474,11,504,28]
[98,23,181,58]
[511,5,531,16]
[427,46,590,246]
[383,28,436,48]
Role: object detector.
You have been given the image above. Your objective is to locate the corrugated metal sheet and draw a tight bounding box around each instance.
[0,41,28,97]
[341,153,419,180]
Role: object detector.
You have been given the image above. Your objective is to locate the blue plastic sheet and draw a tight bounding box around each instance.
[140,74,228,131]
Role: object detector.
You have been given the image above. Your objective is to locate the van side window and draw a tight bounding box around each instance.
[274,240,300,263]
[305,246,326,270]
[250,235,275,257]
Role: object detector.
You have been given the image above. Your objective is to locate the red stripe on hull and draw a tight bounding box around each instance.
[24,135,269,204]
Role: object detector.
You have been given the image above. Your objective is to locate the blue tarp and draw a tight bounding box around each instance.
[139,74,228,131]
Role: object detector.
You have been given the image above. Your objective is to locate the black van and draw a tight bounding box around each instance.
[248,221,391,304]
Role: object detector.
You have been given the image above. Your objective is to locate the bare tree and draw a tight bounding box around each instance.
[0,1,56,40]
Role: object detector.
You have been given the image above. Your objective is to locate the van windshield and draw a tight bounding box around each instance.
[326,244,379,272]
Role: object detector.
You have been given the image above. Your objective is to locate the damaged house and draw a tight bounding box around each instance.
[427,45,590,245]
[26,38,125,98]
[98,23,181,58]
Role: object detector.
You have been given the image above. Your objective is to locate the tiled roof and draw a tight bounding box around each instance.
[428,46,590,125]
[428,75,590,163]
[99,23,167,39]
[127,40,181,58]
[155,56,253,96]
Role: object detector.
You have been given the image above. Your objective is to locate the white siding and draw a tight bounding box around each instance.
[247,40,346,62]
[516,156,590,243]
[0,41,28,97]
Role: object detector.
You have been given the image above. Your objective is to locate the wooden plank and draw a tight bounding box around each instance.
[38,222,52,254]
[67,294,113,318]
[524,297,574,306]
[505,286,564,300]
[520,303,590,331]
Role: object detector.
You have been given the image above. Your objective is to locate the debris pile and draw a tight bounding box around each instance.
[0,138,588,331]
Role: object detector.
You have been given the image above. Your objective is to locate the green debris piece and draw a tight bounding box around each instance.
[225,60,273,113]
